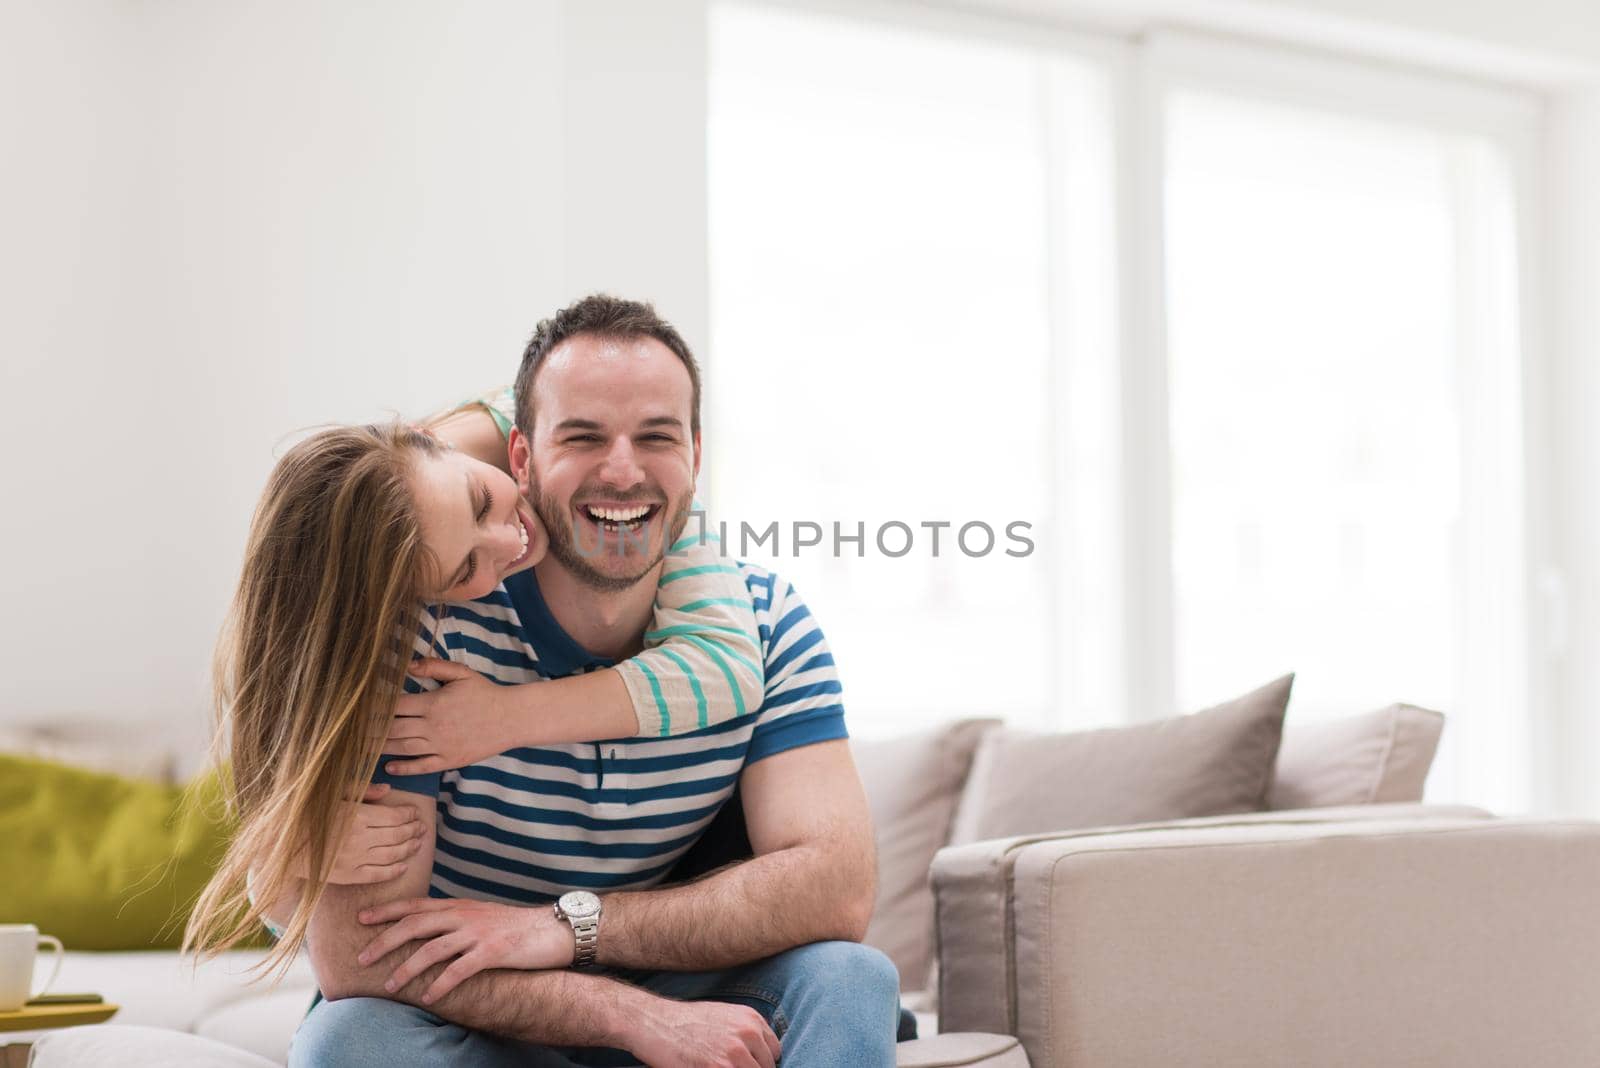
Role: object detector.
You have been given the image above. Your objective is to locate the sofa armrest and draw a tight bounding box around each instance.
[931,803,1489,1038]
[932,808,1600,1068]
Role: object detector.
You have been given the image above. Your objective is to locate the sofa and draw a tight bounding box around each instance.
[6,682,1600,1066]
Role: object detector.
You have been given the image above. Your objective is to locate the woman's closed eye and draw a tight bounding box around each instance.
[476,486,494,523]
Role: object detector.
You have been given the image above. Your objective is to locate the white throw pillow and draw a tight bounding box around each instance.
[30,1025,279,1068]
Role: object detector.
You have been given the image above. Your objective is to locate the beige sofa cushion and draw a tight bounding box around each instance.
[949,675,1292,845]
[895,1032,1030,1067]
[1268,703,1443,809]
[853,719,998,990]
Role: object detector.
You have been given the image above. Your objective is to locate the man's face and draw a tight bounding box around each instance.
[510,333,700,591]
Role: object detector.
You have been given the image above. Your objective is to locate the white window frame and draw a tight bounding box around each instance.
[1128,31,1549,811]
[709,2,1554,806]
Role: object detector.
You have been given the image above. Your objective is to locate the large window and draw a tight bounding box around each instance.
[708,5,1542,810]
[708,5,1121,735]
[1161,67,1533,810]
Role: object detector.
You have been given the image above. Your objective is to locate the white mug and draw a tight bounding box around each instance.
[0,924,64,1012]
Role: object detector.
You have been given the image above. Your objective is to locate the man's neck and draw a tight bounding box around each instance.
[532,557,661,663]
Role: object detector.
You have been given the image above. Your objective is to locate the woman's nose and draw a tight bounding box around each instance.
[492,520,522,560]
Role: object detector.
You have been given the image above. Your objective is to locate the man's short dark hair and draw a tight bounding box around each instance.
[514,294,702,438]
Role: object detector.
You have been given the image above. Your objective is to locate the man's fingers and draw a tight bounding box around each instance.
[760,1022,782,1066]
[743,1013,778,1068]
[359,784,392,802]
[357,897,453,926]
[358,912,456,967]
[421,951,486,1004]
[387,932,472,994]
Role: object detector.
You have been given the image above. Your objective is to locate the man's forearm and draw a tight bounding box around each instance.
[314,877,672,1049]
[596,830,876,972]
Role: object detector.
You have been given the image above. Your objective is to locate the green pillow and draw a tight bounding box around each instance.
[0,753,237,950]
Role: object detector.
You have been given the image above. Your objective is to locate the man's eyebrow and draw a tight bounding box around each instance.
[640,416,684,431]
[553,418,604,433]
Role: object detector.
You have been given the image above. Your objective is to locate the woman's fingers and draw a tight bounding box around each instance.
[358,805,419,831]
[359,784,392,802]
[365,837,423,866]
[385,715,428,740]
[361,822,422,850]
[350,861,409,884]
[384,757,444,777]
[380,736,434,757]
[408,658,477,682]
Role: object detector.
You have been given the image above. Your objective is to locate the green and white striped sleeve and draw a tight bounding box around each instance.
[614,510,765,737]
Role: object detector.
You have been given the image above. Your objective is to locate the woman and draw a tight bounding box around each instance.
[184,412,760,975]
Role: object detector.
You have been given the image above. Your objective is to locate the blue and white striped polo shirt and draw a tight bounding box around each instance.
[377,562,846,905]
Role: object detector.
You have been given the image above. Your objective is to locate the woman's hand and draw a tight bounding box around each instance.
[294,784,426,885]
[355,897,574,1003]
[382,659,521,775]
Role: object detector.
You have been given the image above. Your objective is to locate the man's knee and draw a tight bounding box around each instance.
[289,997,434,1068]
[785,941,900,1006]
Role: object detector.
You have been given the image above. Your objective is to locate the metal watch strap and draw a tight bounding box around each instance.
[569,914,599,968]
[555,901,601,969]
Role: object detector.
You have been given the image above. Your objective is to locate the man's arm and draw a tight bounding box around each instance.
[307,783,688,1048]
[594,737,877,970]
[358,739,876,980]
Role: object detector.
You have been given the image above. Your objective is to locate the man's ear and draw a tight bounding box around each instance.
[691,431,702,482]
[508,428,533,497]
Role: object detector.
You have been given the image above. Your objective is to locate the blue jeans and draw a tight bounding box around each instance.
[289,940,902,1067]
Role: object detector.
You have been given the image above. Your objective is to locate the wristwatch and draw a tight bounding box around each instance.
[553,891,603,968]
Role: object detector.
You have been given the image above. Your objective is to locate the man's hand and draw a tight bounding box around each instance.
[291,784,425,885]
[632,1000,781,1068]
[382,659,518,775]
[355,897,573,1003]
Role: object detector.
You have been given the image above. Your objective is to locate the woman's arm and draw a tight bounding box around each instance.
[424,404,512,474]
[381,528,762,775]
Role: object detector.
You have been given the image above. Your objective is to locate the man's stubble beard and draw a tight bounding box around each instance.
[530,479,693,593]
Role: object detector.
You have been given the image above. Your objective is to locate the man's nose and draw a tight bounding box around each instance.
[598,436,644,489]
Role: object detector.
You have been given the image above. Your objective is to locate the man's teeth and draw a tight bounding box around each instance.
[586,505,651,523]
[517,517,529,550]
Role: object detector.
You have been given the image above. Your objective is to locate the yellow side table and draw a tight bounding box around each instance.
[0,1002,119,1067]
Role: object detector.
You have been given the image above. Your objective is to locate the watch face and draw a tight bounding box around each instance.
[558,891,601,920]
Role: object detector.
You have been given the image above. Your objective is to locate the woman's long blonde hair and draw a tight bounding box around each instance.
[184,423,442,976]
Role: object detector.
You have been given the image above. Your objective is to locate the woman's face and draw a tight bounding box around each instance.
[409,450,548,602]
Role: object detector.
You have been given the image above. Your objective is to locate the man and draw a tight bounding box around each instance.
[290,295,900,1066]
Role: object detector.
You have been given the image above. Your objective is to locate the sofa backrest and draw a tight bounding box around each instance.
[850,698,1447,995]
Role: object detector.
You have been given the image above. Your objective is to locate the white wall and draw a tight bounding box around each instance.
[0,0,707,751]
[5,0,1597,811]
[1547,88,1600,816]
